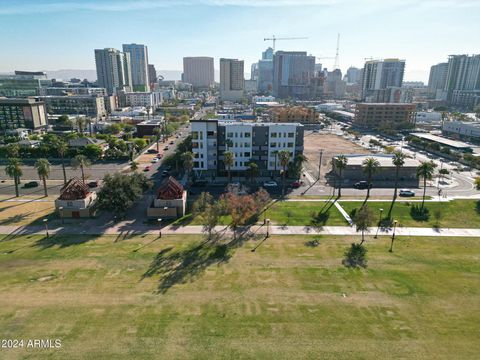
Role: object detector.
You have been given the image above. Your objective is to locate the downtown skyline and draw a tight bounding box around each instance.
[1,0,479,82]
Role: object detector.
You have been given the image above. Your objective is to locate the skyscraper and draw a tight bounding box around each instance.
[272,51,315,100]
[148,64,157,86]
[219,58,244,102]
[361,59,405,101]
[182,57,215,89]
[122,44,149,92]
[346,66,361,84]
[94,48,132,95]
[257,48,274,95]
[427,62,448,99]
[444,54,480,108]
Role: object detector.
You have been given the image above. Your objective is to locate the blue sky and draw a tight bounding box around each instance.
[1,0,479,82]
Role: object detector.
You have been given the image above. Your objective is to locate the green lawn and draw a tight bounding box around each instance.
[0,233,479,359]
[267,200,347,226]
[341,199,480,228]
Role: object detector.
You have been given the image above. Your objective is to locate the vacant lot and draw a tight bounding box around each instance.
[0,234,478,359]
[303,133,371,183]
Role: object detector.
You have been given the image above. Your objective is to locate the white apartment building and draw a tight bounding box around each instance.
[123,92,162,108]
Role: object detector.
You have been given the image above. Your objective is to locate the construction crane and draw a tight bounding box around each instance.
[263,35,308,52]
[333,33,340,70]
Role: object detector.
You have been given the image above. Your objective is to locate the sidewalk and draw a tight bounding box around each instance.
[2,223,480,238]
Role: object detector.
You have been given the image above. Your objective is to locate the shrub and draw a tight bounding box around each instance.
[342,243,368,268]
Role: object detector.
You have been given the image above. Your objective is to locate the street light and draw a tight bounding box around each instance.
[157,218,163,238]
[43,218,49,238]
[58,206,64,225]
[389,220,398,253]
[266,218,271,238]
[374,208,384,239]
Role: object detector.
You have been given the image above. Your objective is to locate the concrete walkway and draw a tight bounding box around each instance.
[333,201,354,226]
[2,223,480,238]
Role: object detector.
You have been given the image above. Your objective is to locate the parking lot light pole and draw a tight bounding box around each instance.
[59,206,64,225]
[374,208,384,239]
[389,220,398,252]
[266,219,271,238]
[157,218,163,238]
[43,218,49,238]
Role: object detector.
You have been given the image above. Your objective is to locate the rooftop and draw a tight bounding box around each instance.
[334,154,420,167]
[156,176,184,200]
[411,132,472,149]
[58,177,91,200]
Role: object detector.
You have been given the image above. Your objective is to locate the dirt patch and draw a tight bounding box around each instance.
[303,133,372,184]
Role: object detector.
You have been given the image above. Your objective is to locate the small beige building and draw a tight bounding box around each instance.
[147,177,187,219]
[55,178,97,218]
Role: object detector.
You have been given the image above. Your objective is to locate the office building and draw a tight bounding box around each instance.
[122,44,149,92]
[219,58,244,102]
[148,64,157,86]
[256,48,275,94]
[442,121,480,143]
[191,119,304,177]
[42,87,107,96]
[444,54,480,109]
[0,98,48,132]
[346,67,361,84]
[38,95,106,119]
[182,57,215,89]
[361,59,405,101]
[272,51,315,100]
[119,92,162,109]
[0,72,51,98]
[325,69,346,98]
[354,103,416,129]
[94,48,132,95]
[428,62,448,99]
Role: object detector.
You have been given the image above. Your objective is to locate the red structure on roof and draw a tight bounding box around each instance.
[156,176,184,200]
[58,177,91,200]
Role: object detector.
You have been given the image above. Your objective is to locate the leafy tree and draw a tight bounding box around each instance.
[71,155,91,183]
[130,161,139,172]
[5,158,22,197]
[83,144,103,161]
[133,138,147,150]
[416,161,437,210]
[224,151,234,182]
[202,203,221,240]
[362,157,380,199]
[97,172,151,219]
[34,158,51,197]
[342,243,368,268]
[181,151,194,184]
[57,141,69,184]
[224,193,258,241]
[192,192,214,216]
[354,205,373,244]
[104,123,122,135]
[75,117,86,135]
[6,143,20,158]
[277,149,291,196]
[333,155,348,198]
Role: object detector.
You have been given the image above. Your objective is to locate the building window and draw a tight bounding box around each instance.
[271,132,277,138]
[270,142,276,147]
[244,152,250,157]
[287,142,294,147]
[245,132,251,138]
[244,142,249,147]
[288,132,294,138]
[227,132,233,137]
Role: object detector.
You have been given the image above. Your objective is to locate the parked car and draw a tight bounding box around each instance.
[23,181,39,188]
[146,149,158,154]
[143,166,151,172]
[156,153,163,159]
[290,180,304,188]
[163,146,169,151]
[87,180,99,188]
[161,170,169,177]
[263,181,278,188]
[151,158,159,163]
[353,181,371,190]
[399,189,415,197]
[169,140,174,145]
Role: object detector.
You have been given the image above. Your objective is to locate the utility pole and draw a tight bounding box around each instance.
[318,149,324,181]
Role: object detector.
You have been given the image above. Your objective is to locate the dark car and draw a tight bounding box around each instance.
[87,180,99,188]
[353,181,371,190]
[146,149,158,154]
[290,180,304,188]
[23,181,39,188]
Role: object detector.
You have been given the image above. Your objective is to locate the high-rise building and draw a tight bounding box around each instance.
[219,58,244,102]
[346,66,361,84]
[148,64,157,86]
[122,44,149,92]
[361,59,405,101]
[94,48,132,95]
[325,69,346,99]
[272,51,315,100]
[262,47,274,60]
[182,57,215,89]
[444,54,480,108]
[256,48,274,95]
[427,62,448,99]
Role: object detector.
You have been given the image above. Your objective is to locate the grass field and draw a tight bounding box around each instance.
[0,233,479,359]
[341,199,480,228]
[0,198,55,226]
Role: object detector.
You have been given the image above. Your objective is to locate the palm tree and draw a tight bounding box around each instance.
[130,161,139,172]
[333,155,348,198]
[362,157,380,199]
[71,155,91,183]
[57,141,68,184]
[34,158,51,197]
[224,151,234,183]
[6,143,20,158]
[247,162,259,183]
[85,118,93,136]
[76,117,85,135]
[153,127,161,152]
[277,150,291,197]
[388,152,406,217]
[181,151,194,184]
[5,158,23,197]
[416,161,437,210]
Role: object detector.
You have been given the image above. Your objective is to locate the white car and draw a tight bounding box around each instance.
[151,158,159,163]
[263,181,278,188]
[399,189,415,197]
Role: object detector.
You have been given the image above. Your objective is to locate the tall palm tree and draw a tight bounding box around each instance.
[334,155,348,198]
[34,158,51,197]
[416,161,437,210]
[76,117,85,135]
[57,141,69,185]
[5,158,23,197]
[153,127,161,152]
[224,151,234,183]
[71,155,91,183]
[247,162,259,183]
[277,150,291,197]
[388,151,406,217]
[362,157,380,199]
[181,151,195,184]
[85,118,93,136]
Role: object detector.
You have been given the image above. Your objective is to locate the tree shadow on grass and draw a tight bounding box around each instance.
[33,233,102,250]
[0,213,31,226]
